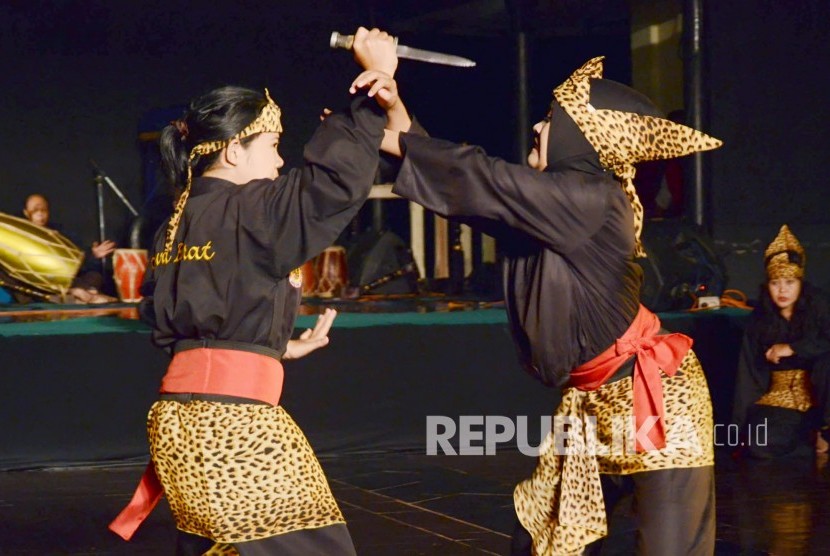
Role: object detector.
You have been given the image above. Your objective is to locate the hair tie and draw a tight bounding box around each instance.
[171,119,189,139]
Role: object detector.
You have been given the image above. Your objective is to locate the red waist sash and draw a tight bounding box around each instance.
[161,347,284,405]
[109,347,284,541]
[568,305,692,452]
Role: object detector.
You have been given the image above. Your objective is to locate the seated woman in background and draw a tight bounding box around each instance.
[732,225,830,458]
[22,193,117,303]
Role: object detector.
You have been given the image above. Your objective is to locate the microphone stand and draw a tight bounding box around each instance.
[95,173,107,277]
[91,159,140,278]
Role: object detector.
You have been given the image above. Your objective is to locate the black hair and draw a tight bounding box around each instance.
[23,193,49,207]
[159,86,266,192]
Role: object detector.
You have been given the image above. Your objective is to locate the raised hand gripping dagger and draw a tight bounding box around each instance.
[330,32,476,68]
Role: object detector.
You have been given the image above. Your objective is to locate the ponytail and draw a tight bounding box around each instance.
[155,86,273,257]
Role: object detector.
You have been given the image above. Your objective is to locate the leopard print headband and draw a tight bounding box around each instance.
[553,57,723,257]
[162,89,283,255]
[765,224,805,280]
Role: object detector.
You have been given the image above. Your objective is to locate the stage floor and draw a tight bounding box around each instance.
[2,297,794,554]
[0,449,827,555]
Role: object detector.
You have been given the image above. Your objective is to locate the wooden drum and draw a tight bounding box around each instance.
[300,259,317,297]
[0,212,84,294]
[113,248,148,302]
[314,246,348,298]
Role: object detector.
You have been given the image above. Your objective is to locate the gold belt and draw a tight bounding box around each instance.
[756,369,812,412]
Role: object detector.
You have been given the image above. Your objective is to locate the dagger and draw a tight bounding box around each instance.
[330,32,476,68]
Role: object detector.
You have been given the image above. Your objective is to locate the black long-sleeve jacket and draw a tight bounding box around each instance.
[140,96,385,355]
[392,133,642,387]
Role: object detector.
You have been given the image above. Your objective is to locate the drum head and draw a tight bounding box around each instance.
[0,212,84,294]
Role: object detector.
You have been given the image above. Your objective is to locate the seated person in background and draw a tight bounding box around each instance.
[732,225,830,457]
[23,193,117,303]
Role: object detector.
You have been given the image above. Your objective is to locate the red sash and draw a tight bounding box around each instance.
[109,348,283,541]
[568,305,692,452]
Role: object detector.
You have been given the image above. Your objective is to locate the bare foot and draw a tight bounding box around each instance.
[69,287,93,303]
[69,288,117,304]
[88,292,118,304]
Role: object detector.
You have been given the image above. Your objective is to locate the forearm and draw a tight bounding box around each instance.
[381,130,402,157]
[391,133,607,250]
[262,96,384,275]
[379,94,411,157]
[386,97,411,134]
[299,97,383,221]
[302,96,385,200]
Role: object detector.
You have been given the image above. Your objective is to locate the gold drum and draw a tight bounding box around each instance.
[0,212,84,294]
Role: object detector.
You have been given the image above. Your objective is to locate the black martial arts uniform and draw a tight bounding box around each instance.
[137,95,385,555]
[391,103,716,554]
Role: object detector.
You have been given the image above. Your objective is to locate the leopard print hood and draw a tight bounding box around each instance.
[545,78,662,176]
[549,56,723,256]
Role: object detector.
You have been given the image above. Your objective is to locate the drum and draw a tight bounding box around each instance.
[314,246,348,298]
[300,259,317,297]
[0,212,84,294]
[112,248,148,302]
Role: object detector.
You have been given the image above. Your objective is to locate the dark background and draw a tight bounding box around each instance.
[703,0,830,295]
[1,0,828,296]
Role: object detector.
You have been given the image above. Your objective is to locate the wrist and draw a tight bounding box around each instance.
[366,65,396,78]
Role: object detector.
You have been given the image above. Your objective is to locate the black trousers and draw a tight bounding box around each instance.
[177,523,357,556]
[71,269,104,291]
[810,353,830,429]
[744,404,812,459]
[511,466,716,556]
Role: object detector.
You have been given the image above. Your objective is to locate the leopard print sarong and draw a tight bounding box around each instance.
[514,349,714,555]
[147,400,344,544]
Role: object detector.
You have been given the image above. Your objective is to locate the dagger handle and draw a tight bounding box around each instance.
[329,32,354,50]
[329,31,398,51]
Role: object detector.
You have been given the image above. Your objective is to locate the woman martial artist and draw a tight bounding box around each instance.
[110,27,399,555]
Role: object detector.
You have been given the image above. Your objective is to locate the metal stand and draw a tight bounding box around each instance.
[683,0,707,231]
[95,175,107,276]
[91,160,139,276]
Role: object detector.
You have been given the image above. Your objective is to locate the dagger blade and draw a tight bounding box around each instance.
[395,45,476,68]
[330,32,476,68]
